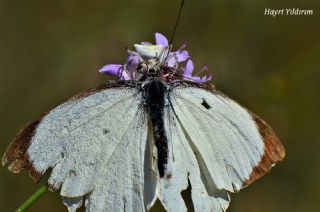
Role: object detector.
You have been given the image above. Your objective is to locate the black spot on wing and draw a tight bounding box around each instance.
[103,129,109,135]
[201,98,211,109]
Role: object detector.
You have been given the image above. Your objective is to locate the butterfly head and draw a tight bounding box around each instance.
[136,59,161,77]
[99,32,212,83]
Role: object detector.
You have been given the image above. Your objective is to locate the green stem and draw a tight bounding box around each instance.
[16,184,48,212]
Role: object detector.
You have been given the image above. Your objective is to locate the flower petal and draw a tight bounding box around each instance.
[166,53,178,67]
[200,76,207,82]
[196,64,208,76]
[167,51,190,67]
[166,50,189,67]
[155,32,168,47]
[190,76,202,82]
[183,60,194,76]
[126,52,141,71]
[198,74,212,83]
[182,75,202,82]
[175,50,189,62]
[134,44,164,59]
[99,64,123,76]
[120,71,131,80]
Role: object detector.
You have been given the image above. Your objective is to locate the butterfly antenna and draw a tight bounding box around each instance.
[169,0,185,46]
[162,0,185,65]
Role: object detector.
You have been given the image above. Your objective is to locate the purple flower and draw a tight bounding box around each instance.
[155,32,168,46]
[99,32,212,83]
[125,50,144,80]
[99,64,124,78]
[182,60,212,83]
[155,33,189,67]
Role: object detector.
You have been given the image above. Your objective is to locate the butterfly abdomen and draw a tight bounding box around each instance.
[143,79,168,178]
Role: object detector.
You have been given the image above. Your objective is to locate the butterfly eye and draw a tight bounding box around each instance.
[136,62,148,74]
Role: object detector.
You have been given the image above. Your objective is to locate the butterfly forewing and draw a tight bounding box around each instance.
[169,81,285,192]
[2,81,153,211]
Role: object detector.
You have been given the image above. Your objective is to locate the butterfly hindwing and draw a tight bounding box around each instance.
[156,104,230,212]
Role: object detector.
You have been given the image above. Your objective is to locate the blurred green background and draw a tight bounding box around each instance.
[0,0,319,211]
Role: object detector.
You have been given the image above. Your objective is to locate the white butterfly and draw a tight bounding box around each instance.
[2,33,285,212]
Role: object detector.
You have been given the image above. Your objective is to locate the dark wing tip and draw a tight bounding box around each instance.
[2,119,43,183]
[244,114,285,186]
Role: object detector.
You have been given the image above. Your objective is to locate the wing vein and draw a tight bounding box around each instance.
[174,93,260,166]
[171,96,246,179]
[69,93,139,132]
[101,106,143,176]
